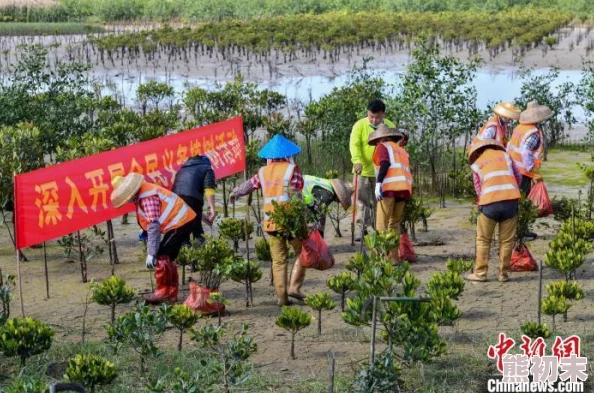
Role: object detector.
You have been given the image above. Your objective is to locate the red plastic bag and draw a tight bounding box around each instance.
[509,245,538,272]
[398,232,416,262]
[183,281,225,316]
[528,181,553,218]
[300,230,335,271]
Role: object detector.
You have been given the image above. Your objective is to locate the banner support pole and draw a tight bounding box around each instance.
[14,173,25,316]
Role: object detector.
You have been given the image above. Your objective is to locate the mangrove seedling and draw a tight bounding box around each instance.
[521,322,551,339]
[91,276,136,323]
[445,258,474,275]
[65,353,117,393]
[346,252,369,279]
[426,271,465,300]
[275,306,312,360]
[4,378,48,393]
[255,238,271,261]
[304,292,336,335]
[327,272,356,311]
[428,290,462,326]
[0,317,54,366]
[219,218,254,252]
[541,295,571,333]
[268,196,313,241]
[364,230,399,259]
[190,323,257,393]
[105,304,167,374]
[176,241,200,285]
[546,280,584,321]
[164,304,201,351]
[194,236,235,289]
[207,292,229,327]
[223,258,262,306]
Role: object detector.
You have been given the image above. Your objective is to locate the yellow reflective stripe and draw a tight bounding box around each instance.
[483,170,514,180]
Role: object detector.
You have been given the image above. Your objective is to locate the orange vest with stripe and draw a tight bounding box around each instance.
[473,115,507,147]
[136,183,196,233]
[471,149,521,205]
[258,162,296,233]
[372,141,413,193]
[507,124,543,178]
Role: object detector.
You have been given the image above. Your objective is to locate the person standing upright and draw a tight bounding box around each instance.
[229,134,305,306]
[473,102,521,147]
[350,99,396,240]
[507,101,551,196]
[369,125,413,263]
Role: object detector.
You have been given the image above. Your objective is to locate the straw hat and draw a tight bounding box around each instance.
[467,139,506,165]
[329,179,353,210]
[493,102,521,120]
[258,134,301,159]
[368,124,404,146]
[110,173,144,208]
[519,101,552,125]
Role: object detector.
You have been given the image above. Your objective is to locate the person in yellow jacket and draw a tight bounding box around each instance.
[229,134,305,306]
[507,101,551,195]
[473,102,521,147]
[466,139,522,283]
[111,173,196,304]
[350,99,396,240]
[369,124,412,263]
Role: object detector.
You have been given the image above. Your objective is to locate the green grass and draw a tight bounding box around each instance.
[540,148,591,188]
[0,22,103,36]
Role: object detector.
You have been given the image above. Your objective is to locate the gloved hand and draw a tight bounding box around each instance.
[352,163,363,175]
[375,183,383,201]
[532,173,543,182]
[229,192,237,204]
[208,208,217,224]
[138,230,148,242]
[145,255,156,270]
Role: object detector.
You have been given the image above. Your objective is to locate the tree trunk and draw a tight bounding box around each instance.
[341,293,345,312]
[77,231,87,283]
[318,310,322,335]
[178,330,183,351]
[111,304,116,324]
[222,179,228,218]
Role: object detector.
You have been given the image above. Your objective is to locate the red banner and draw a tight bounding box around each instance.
[14,117,245,249]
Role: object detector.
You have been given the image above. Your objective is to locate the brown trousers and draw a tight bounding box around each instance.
[475,213,517,280]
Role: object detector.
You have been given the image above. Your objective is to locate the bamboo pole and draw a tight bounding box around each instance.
[43,242,49,299]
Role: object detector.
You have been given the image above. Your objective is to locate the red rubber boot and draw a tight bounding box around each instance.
[168,259,179,303]
[144,258,171,305]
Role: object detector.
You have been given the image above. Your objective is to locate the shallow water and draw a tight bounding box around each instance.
[97,66,587,121]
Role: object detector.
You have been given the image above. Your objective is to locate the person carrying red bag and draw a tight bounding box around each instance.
[369,124,413,264]
[466,139,522,283]
[229,134,306,306]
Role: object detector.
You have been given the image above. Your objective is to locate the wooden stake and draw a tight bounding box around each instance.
[43,242,49,299]
[328,351,335,393]
[16,249,25,317]
[538,259,543,324]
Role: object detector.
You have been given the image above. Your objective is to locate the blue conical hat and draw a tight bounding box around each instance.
[258,134,302,159]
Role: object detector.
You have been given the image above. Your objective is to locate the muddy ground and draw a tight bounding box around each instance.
[1,148,592,382]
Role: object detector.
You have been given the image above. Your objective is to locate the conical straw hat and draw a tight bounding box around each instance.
[493,102,521,120]
[329,179,353,210]
[110,173,144,208]
[467,139,506,165]
[258,134,301,159]
[368,124,403,146]
[519,101,552,125]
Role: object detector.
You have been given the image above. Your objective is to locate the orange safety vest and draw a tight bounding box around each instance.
[507,124,544,178]
[471,149,520,205]
[136,183,196,233]
[258,161,296,233]
[372,141,413,193]
[473,115,508,147]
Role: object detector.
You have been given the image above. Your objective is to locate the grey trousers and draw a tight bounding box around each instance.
[354,176,376,231]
